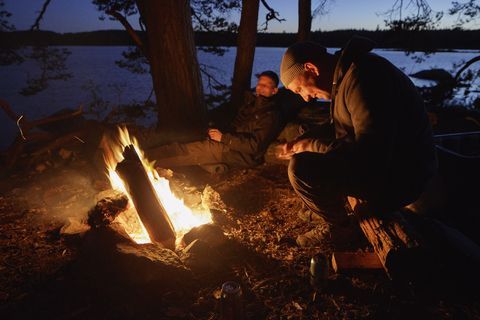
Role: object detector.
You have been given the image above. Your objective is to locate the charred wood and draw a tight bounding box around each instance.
[88,193,129,228]
[115,145,176,250]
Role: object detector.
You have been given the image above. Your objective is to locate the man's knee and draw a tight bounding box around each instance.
[287,153,307,184]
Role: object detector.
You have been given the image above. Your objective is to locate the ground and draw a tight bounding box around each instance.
[1,132,480,320]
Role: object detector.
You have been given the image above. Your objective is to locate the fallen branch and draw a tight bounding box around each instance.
[0,99,89,169]
[1,99,88,137]
[28,129,88,165]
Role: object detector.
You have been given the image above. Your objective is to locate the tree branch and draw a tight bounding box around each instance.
[454,55,480,82]
[0,98,22,122]
[1,98,88,139]
[0,99,89,169]
[38,105,87,123]
[31,0,51,30]
[260,0,285,31]
[105,10,149,60]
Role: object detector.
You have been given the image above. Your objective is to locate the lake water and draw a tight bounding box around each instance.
[1,46,479,152]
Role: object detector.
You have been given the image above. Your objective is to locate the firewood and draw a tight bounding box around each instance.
[88,193,129,228]
[347,197,433,282]
[116,145,176,250]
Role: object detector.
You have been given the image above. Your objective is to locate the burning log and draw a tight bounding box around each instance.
[116,145,176,250]
[347,197,433,283]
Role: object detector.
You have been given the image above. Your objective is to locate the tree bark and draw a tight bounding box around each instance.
[136,0,207,141]
[297,0,312,42]
[229,0,260,117]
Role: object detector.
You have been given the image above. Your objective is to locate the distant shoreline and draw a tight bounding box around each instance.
[2,29,480,50]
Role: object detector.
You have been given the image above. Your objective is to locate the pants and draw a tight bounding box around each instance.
[145,139,257,169]
[288,151,426,226]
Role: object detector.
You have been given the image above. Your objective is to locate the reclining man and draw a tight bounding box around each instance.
[277,37,438,247]
[145,71,283,173]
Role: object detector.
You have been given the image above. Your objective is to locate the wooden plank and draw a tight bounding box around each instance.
[332,252,383,272]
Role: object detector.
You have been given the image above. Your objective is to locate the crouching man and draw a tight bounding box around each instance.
[277,37,438,247]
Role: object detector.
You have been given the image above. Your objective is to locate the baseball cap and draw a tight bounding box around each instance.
[254,70,279,88]
[280,41,327,88]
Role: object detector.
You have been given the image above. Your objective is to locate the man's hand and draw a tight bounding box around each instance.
[207,128,223,142]
[275,138,313,160]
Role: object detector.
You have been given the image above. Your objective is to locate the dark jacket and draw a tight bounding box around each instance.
[221,91,283,161]
[310,36,438,198]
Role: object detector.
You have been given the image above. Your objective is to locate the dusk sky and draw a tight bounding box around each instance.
[4,0,471,34]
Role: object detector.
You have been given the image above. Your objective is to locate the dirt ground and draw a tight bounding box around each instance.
[1,130,480,320]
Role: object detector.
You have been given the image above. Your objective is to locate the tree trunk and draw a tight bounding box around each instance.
[136,0,207,141]
[297,0,312,42]
[229,0,260,117]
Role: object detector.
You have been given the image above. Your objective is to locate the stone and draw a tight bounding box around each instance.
[76,224,193,290]
[182,223,227,248]
[179,239,228,274]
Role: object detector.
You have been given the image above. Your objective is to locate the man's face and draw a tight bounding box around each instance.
[287,70,331,102]
[256,76,278,97]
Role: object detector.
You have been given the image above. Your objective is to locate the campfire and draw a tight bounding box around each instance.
[101,126,213,250]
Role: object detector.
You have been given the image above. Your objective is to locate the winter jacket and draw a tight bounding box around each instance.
[310,36,438,191]
[221,91,283,160]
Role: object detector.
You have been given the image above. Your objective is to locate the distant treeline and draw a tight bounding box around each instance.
[2,29,480,50]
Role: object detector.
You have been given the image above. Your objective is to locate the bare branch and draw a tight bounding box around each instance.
[102,106,117,124]
[260,0,286,31]
[0,99,22,122]
[312,0,331,19]
[31,0,51,30]
[380,0,441,31]
[0,99,91,169]
[449,0,480,28]
[454,55,480,82]
[199,64,225,88]
[1,99,88,140]
[105,10,149,60]
[29,129,89,164]
[191,8,216,32]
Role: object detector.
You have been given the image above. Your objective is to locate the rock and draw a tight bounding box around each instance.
[410,69,454,82]
[179,239,228,274]
[182,223,227,248]
[76,224,193,290]
[202,186,226,211]
[60,216,90,235]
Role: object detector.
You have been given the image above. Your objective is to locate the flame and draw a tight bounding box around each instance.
[102,126,212,246]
